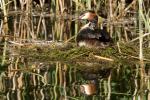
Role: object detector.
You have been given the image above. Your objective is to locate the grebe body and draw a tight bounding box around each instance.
[76,10,112,48]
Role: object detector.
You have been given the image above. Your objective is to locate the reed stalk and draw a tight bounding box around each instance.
[0,0,8,35]
[138,0,143,61]
[108,0,113,37]
[1,38,7,66]
[58,0,64,14]
[13,0,17,10]
[39,0,45,8]
[74,0,79,40]
[86,0,91,9]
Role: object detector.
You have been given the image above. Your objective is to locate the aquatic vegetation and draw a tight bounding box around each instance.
[0,0,150,99]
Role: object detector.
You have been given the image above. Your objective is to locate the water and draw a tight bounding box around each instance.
[0,11,150,100]
[0,56,149,100]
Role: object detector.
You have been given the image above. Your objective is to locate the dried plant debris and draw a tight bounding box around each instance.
[7,42,150,65]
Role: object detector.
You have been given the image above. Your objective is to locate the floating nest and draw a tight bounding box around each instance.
[6,41,150,72]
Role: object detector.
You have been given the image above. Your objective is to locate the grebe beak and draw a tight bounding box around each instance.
[71,16,85,21]
[79,14,88,20]
[72,13,88,21]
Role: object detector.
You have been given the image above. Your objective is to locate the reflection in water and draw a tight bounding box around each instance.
[0,55,149,100]
[80,80,97,95]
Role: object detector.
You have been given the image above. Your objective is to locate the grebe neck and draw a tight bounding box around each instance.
[89,21,97,30]
[81,22,97,30]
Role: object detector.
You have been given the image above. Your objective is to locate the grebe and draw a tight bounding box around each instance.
[76,10,112,48]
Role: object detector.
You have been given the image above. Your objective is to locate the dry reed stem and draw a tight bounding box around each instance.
[129,32,150,43]
[107,73,112,100]
[138,0,143,61]
[116,0,137,19]
[39,0,45,8]
[91,54,114,62]
[117,42,121,53]
[59,0,64,14]
[8,41,24,46]
[121,52,150,62]
[65,35,76,43]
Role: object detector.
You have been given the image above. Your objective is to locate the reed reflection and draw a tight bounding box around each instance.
[0,55,149,99]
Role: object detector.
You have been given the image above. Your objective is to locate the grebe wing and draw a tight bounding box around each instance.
[96,29,112,42]
[78,28,102,39]
[86,33,101,39]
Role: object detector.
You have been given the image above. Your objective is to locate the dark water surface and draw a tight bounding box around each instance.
[0,56,150,100]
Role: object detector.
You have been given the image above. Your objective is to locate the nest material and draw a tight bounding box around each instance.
[7,41,150,72]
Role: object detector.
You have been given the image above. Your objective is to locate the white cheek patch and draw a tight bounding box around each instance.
[78,41,86,46]
[81,13,90,19]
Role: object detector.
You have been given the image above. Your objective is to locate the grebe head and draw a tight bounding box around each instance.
[79,10,98,23]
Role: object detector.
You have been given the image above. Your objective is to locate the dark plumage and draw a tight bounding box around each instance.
[76,11,112,48]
